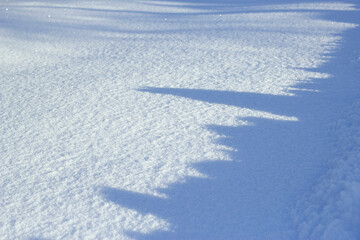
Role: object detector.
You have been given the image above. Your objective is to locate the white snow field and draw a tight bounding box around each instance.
[1,0,359,239]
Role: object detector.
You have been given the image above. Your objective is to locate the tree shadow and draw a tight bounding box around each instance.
[101,86,331,239]
[3,0,354,40]
[98,1,360,239]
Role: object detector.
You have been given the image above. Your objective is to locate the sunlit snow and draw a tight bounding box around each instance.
[1,0,359,239]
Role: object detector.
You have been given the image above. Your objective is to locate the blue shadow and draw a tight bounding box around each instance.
[100,0,360,239]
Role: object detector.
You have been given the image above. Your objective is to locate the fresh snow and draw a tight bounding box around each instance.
[0,0,359,239]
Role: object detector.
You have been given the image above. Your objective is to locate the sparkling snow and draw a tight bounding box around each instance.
[1,0,359,239]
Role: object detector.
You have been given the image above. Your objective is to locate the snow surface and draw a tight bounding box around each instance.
[0,0,359,239]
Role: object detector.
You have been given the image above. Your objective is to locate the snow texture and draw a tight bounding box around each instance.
[0,0,359,239]
[293,99,360,240]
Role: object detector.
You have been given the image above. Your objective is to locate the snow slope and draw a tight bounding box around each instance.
[0,0,359,239]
